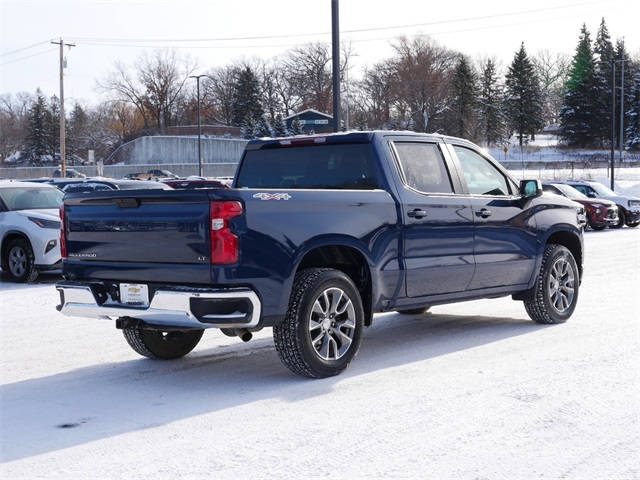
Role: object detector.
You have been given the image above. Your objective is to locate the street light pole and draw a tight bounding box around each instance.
[605,55,628,191]
[189,74,207,177]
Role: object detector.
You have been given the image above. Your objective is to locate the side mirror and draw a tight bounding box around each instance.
[519,179,542,199]
[587,192,597,198]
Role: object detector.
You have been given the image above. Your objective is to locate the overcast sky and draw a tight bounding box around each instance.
[1,0,638,105]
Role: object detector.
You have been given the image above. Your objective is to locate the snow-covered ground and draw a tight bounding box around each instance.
[1,218,639,479]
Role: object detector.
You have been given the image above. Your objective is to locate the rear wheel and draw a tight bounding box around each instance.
[524,245,579,324]
[122,327,204,359]
[627,222,639,228]
[273,268,364,378]
[4,238,39,283]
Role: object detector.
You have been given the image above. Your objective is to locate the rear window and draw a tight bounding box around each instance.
[235,144,379,190]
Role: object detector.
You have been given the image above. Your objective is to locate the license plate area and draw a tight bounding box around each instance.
[120,283,149,307]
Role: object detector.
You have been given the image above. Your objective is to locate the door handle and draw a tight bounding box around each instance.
[407,209,427,219]
[475,209,492,218]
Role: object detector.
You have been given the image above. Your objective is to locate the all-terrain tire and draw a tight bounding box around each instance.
[5,238,39,283]
[524,244,579,324]
[273,268,364,378]
[122,327,204,359]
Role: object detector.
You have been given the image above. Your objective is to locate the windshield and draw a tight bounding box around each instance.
[552,183,587,200]
[589,182,616,196]
[1,185,64,210]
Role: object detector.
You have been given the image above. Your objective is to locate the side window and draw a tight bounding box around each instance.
[453,145,510,196]
[573,185,589,196]
[393,142,453,194]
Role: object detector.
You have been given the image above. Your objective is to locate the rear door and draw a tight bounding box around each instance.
[389,140,475,297]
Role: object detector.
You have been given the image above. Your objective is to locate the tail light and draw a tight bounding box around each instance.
[59,204,67,259]
[210,201,242,264]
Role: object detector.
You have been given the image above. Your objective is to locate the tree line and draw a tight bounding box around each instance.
[1,18,638,166]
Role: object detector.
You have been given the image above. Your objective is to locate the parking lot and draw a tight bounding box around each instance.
[1,227,639,479]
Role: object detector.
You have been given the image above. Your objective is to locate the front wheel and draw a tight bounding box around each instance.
[123,327,204,359]
[273,268,364,378]
[610,209,626,229]
[524,245,579,324]
[4,238,39,283]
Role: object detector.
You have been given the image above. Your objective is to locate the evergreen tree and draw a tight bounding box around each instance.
[253,115,272,138]
[614,39,636,151]
[271,114,287,137]
[625,72,640,151]
[67,104,89,165]
[26,89,49,164]
[231,67,264,128]
[240,116,257,140]
[593,18,615,144]
[46,95,60,162]
[504,43,545,146]
[445,56,479,141]
[478,58,507,146]
[559,25,600,147]
[289,116,303,136]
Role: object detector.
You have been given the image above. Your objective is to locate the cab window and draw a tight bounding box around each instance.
[392,142,453,194]
[453,145,511,196]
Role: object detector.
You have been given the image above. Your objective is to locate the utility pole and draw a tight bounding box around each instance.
[619,42,625,167]
[189,74,208,177]
[51,38,75,179]
[331,0,340,132]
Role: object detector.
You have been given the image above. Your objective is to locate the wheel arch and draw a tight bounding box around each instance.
[545,230,583,280]
[296,244,374,326]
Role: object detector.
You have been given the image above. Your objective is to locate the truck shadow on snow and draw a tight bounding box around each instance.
[1,311,549,462]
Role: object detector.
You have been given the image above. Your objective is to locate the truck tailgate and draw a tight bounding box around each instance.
[63,190,214,284]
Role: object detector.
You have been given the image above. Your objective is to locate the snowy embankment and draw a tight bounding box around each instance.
[1,228,639,478]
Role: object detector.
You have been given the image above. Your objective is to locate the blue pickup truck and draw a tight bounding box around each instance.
[56,131,584,378]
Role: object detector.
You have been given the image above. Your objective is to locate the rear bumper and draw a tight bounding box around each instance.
[56,280,261,329]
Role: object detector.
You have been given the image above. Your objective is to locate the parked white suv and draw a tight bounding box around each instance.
[0,181,64,282]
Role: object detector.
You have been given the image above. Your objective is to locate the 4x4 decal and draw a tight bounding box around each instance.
[253,193,291,200]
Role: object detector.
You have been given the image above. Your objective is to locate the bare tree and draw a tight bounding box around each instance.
[389,35,458,132]
[281,41,334,113]
[204,64,240,125]
[96,49,197,132]
[534,49,571,126]
[0,92,33,163]
[355,60,397,129]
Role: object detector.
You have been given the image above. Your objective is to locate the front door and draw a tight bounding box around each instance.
[450,145,538,290]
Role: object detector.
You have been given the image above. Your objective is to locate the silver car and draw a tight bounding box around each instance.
[0,181,64,282]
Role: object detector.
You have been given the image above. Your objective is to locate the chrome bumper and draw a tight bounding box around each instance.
[56,281,261,329]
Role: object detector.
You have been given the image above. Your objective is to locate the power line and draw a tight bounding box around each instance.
[34,1,610,46]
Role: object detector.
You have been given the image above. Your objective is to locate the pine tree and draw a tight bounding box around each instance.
[593,18,615,144]
[614,39,636,151]
[445,56,479,141]
[67,104,89,165]
[289,116,303,136]
[240,117,257,140]
[46,95,60,162]
[504,43,545,146]
[478,58,507,146]
[271,114,287,137]
[559,25,600,147]
[26,89,49,164]
[625,72,640,151]
[231,67,264,128]
[253,116,272,138]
